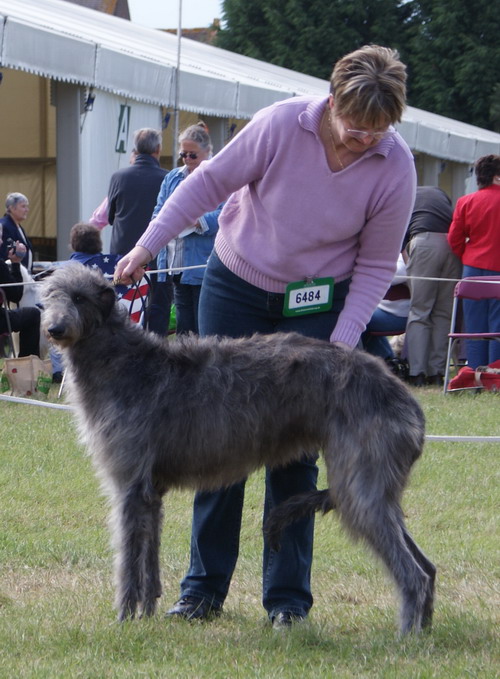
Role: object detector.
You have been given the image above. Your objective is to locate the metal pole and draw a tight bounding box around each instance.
[173,0,182,169]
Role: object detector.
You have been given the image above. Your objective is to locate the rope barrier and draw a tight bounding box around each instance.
[0,393,72,410]
[2,268,500,289]
[0,393,498,441]
[425,435,500,443]
[1,263,209,287]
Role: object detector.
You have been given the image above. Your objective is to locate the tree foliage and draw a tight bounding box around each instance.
[215,0,500,131]
[217,0,408,80]
[404,0,500,130]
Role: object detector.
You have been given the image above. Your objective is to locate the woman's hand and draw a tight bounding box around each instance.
[8,241,26,264]
[333,341,353,351]
[114,245,152,285]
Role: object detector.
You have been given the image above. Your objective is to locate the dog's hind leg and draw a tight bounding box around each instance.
[346,501,430,635]
[401,527,436,629]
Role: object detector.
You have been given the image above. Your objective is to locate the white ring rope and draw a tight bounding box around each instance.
[0,393,498,442]
[2,269,500,289]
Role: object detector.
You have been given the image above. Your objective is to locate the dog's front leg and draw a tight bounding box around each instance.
[112,483,152,621]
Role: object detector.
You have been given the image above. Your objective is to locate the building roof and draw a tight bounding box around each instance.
[1,0,499,162]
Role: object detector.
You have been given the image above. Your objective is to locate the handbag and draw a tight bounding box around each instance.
[1,355,52,397]
[448,359,500,392]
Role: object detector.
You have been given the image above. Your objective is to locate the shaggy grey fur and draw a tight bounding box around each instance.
[40,263,435,634]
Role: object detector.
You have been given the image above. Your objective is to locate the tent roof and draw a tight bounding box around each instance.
[1,0,499,162]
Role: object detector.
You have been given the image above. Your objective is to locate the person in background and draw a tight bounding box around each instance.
[105,129,172,336]
[69,222,114,269]
[48,222,112,382]
[0,192,34,272]
[0,224,40,357]
[107,131,165,255]
[362,253,409,361]
[448,155,500,368]
[404,186,461,386]
[89,149,137,230]
[114,45,416,628]
[153,122,222,334]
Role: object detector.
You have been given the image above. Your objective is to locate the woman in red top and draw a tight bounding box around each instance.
[448,154,500,367]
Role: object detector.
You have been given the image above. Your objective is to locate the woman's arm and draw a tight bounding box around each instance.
[330,165,417,347]
[115,110,273,283]
[89,197,109,229]
[447,200,467,259]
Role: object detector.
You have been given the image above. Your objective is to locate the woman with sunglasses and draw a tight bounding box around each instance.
[152,123,222,334]
[115,45,416,628]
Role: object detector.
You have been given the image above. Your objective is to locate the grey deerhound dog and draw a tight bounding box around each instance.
[41,264,435,634]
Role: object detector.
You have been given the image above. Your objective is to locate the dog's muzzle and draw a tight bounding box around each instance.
[47,323,67,340]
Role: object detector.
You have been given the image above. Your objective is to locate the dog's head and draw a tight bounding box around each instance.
[40,263,118,348]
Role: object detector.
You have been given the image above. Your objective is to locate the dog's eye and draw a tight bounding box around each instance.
[73,294,85,304]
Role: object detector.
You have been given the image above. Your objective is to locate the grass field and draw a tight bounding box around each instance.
[0,385,498,678]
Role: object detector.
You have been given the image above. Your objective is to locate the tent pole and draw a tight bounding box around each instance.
[173,0,182,169]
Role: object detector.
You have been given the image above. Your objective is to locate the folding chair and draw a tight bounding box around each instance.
[0,288,16,358]
[443,276,500,393]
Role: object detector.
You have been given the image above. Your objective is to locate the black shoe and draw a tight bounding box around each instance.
[52,371,63,384]
[166,595,221,621]
[410,373,426,387]
[271,611,305,629]
[427,374,444,386]
[385,357,409,382]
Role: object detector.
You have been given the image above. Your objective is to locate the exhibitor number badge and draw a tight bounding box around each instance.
[283,277,334,317]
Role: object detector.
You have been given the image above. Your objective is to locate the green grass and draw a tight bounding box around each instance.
[0,386,498,678]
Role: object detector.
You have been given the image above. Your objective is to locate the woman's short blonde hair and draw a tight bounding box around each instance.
[330,45,407,128]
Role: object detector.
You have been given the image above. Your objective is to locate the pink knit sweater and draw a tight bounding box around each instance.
[138,96,416,346]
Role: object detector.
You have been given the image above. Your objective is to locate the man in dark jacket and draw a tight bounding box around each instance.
[107,128,172,334]
[107,128,167,255]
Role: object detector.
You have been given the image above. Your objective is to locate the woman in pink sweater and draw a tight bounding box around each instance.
[115,45,416,628]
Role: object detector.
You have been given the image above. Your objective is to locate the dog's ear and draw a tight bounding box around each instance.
[98,285,117,319]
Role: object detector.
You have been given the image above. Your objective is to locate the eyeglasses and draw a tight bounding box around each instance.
[343,124,395,141]
[179,151,198,160]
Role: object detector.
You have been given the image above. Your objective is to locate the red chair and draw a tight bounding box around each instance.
[443,276,500,393]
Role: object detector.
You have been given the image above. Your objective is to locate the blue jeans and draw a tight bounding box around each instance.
[147,269,173,336]
[173,277,202,335]
[361,308,408,359]
[462,265,500,368]
[179,252,351,618]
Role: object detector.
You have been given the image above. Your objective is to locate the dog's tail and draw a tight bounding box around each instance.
[265,489,335,551]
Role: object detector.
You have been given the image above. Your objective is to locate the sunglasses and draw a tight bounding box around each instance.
[179,151,198,160]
